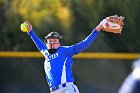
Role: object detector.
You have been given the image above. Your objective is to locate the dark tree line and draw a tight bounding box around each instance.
[0,0,140,52]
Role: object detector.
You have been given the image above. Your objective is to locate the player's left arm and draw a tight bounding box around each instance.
[65,24,103,56]
[65,15,125,56]
[72,28,100,54]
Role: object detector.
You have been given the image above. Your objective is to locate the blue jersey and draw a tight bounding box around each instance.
[28,29,100,87]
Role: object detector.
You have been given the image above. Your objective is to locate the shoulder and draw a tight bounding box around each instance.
[59,46,72,49]
[58,46,74,52]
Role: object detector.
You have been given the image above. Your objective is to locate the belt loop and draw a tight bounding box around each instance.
[62,83,66,87]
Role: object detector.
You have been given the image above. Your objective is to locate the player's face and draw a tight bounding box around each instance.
[46,39,60,49]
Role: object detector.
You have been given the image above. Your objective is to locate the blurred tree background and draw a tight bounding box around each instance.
[0,0,140,52]
[0,0,140,93]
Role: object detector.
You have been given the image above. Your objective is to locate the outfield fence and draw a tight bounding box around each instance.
[0,51,140,59]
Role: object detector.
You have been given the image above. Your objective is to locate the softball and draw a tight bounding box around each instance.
[20,23,29,32]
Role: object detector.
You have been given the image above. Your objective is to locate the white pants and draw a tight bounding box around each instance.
[50,82,79,93]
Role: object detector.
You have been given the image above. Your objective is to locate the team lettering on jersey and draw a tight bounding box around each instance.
[46,52,59,61]
[44,52,59,71]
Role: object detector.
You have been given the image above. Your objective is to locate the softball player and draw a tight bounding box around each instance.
[118,59,140,93]
[24,22,103,93]
[22,17,121,93]
[20,15,124,93]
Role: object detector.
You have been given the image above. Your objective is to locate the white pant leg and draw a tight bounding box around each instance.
[72,84,79,93]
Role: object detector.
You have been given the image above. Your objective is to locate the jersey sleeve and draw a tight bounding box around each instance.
[65,28,100,56]
[27,30,47,54]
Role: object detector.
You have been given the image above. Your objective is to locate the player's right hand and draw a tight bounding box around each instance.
[21,22,32,32]
[24,22,32,32]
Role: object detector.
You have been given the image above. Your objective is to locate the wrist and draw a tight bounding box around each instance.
[27,29,32,32]
[96,23,103,31]
[27,29,33,33]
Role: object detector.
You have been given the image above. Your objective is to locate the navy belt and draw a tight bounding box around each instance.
[50,83,67,92]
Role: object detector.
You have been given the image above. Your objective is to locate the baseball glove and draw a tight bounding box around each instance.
[101,15,125,34]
